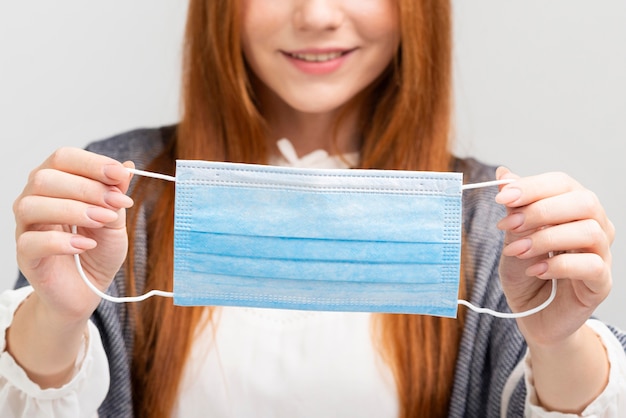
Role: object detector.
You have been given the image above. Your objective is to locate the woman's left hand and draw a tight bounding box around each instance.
[495,167,614,347]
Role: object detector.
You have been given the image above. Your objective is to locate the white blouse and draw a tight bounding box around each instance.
[1,141,625,417]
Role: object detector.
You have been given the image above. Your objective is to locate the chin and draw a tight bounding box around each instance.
[283,97,351,115]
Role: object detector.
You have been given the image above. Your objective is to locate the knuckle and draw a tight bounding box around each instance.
[71,179,89,200]
[553,252,570,272]
[576,189,600,214]
[14,232,40,261]
[536,200,551,222]
[14,233,27,254]
[29,169,50,194]
[12,195,22,217]
[15,231,41,262]
[602,265,613,292]
[48,147,72,168]
[541,227,557,251]
[582,219,605,247]
[607,220,616,243]
[588,254,606,278]
[13,195,33,220]
[548,171,577,190]
[551,171,570,184]
[26,166,40,183]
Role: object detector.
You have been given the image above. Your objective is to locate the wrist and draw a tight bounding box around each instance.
[29,290,96,328]
[526,323,587,356]
[526,324,609,413]
[6,291,90,388]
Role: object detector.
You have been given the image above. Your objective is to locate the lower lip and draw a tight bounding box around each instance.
[283,52,351,75]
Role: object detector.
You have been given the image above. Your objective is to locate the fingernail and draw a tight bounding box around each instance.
[503,238,532,257]
[104,190,134,208]
[70,235,97,250]
[497,212,525,231]
[526,262,549,277]
[85,207,117,223]
[103,164,130,181]
[496,187,522,205]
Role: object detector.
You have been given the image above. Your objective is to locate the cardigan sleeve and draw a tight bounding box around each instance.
[0,287,110,417]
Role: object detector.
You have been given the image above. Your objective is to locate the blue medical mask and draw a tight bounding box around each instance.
[73,161,557,319]
[173,160,463,317]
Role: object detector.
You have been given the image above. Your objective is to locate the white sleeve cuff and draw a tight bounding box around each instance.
[523,318,626,417]
[0,286,109,417]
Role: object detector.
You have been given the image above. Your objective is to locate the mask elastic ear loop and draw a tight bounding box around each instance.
[73,169,558,318]
[457,277,557,319]
[126,167,176,182]
[71,167,177,303]
[72,225,174,303]
[458,178,558,318]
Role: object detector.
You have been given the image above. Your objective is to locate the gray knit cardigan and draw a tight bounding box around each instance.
[15,127,626,417]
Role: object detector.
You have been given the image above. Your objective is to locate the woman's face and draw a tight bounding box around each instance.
[240,0,400,115]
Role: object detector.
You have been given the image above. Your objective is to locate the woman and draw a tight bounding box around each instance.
[2,0,625,416]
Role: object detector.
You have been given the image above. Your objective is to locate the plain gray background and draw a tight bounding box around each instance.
[1,1,624,328]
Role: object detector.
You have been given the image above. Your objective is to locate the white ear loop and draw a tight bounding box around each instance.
[126,167,176,182]
[73,169,557,319]
[72,225,174,302]
[459,178,558,318]
[71,167,177,303]
[457,277,557,319]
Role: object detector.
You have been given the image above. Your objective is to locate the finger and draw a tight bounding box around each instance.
[16,195,120,232]
[120,161,136,194]
[22,168,134,210]
[526,253,611,296]
[498,189,611,236]
[503,219,611,261]
[495,172,583,208]
[17,230,97,270]
[495,166,520,182]
[36,147,132,187]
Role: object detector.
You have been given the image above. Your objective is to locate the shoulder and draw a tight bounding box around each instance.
[85,125,176,170]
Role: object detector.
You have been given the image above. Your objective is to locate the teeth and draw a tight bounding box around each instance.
[291,52,343,62]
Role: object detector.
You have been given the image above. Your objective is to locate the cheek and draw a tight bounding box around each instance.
[372,9,400,46]
[241,14,288,71]
[360,25,400,76]
[240,7,261,53]
[241,0,288,42]
[352,1,400,46]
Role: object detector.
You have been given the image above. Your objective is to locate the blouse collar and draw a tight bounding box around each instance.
[270,138,359,169]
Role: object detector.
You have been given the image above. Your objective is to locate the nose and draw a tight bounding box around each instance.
[293,0,344,31]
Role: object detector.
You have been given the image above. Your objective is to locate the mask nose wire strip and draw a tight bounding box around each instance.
[72,168,556,317]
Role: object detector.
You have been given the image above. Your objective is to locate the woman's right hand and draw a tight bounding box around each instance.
[13,147,134,322]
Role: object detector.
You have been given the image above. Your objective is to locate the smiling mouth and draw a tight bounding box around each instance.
[285,51,347,63]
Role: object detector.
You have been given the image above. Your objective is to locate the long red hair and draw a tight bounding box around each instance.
[127,0,465,416]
